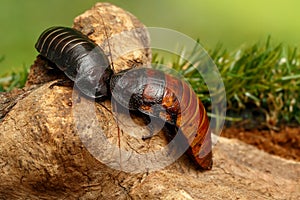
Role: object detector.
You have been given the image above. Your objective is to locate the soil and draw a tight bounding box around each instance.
[222,126,300,162]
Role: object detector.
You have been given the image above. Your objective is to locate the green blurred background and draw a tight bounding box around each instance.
[0,0,299,76]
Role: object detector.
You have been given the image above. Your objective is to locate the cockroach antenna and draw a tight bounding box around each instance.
[99,11,115,72]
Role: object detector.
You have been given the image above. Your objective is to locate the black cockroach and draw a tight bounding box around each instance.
[35,26,113,99]
[110,68,212,170]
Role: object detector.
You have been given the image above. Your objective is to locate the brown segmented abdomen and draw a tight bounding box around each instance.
[163,72,212,169]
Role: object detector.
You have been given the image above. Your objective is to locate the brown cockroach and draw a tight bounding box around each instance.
[110,68,212,170]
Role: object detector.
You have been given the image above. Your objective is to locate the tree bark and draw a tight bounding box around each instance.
[0,2,299,199]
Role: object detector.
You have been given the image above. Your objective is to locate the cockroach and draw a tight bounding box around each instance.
[35,26,113,99]
[110,68,212,170]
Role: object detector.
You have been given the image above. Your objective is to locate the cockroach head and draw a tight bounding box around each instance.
[75,66,113,99]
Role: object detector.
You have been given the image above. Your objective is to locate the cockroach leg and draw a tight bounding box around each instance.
[49,79,74,89]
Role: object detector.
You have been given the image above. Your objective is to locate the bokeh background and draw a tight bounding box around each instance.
[0,0,299,76]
